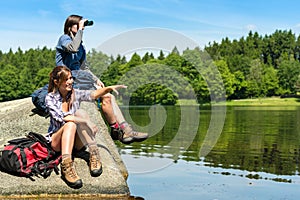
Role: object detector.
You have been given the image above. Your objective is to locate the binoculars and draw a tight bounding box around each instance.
[84,20,93,26]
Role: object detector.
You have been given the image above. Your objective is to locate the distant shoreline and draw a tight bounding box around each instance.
[178,97,300,106]
[226,97,300,106]
[2,96,300,108]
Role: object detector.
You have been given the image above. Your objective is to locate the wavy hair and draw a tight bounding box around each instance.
[48,66,74,108]
[48,66,71,93]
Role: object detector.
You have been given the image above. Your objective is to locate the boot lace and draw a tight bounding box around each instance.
[63,162,78,179]
[90,150,101,169]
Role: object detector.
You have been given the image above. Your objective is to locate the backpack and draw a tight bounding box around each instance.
[0,132,61,181]
[31,84,49,118]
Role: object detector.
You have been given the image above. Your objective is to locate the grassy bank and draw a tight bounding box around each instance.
[177,97,300,106]
[226,97,300,106]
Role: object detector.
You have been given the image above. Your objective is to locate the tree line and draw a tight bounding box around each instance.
[0,47,55,101]
[1,29,300,104]
[205,30,300,99]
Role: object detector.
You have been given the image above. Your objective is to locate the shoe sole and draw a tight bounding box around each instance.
[90,166,103,177]
[120,137,134,144]
[61,176,83,189]
[120,136,148,144]
[133,137,148,142]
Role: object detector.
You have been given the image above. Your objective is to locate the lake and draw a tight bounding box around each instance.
[116,105,300,200]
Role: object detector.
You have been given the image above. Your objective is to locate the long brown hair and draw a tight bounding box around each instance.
[48,66,74,109]
[48,66,71,93]
[63,14,83,36]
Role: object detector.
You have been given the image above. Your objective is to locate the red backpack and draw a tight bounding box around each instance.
[0,132,61,181]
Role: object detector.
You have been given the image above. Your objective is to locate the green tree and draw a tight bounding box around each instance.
[157,50,165,60]
[231,71,247,99]
[262,66,279,96]
[262,30,296,67]
[0,65,20,101]
[120,63,182,105]
[86,49,111,79]
[246,59,264,97]
[214,60,236,99]
[277,57,300,94]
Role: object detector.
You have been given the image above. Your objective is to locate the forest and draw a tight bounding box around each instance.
[1,29,300,105]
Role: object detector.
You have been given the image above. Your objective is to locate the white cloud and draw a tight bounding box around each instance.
[245,24,257,31]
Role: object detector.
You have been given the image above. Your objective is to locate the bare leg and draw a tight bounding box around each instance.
[74,109,102,177]
[51,121,77,154]
[52,122,83,189]
[110,94,126,123]
[74,109,97,147]
[101,94,117,124]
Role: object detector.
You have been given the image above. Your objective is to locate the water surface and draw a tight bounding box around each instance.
[117,105,300,200]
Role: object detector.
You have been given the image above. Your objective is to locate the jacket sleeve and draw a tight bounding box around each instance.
[61,30,83,53]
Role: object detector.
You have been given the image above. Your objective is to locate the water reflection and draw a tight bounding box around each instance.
[119,105,300,182]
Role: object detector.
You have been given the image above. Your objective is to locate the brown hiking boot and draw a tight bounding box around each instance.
[121,124,149,144]
[60,158,83,189]
[89,148,102,177]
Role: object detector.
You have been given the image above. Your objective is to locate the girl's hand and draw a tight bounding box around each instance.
[92,85,127,99]
[79,19,85,30]
[111,85,127,95]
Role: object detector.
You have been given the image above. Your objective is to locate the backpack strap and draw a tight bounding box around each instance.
[18,148,27,170]
[7,144,28,170]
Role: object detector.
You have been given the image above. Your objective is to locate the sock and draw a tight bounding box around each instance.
[109,122,119,129]
[62,154,72,160]
[88,144,98,153]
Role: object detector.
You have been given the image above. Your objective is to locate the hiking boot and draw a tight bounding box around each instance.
[60,157,83,189]
[110,126,124,141]
[120,124,149,144]
[89,148,102,177]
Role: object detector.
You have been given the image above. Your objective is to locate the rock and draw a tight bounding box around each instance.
[0,98,129,198]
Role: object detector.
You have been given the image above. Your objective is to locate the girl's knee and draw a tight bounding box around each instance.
[64,121,77,131]
[101,94,112,106]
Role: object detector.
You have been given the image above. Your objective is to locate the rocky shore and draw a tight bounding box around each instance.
[0,98,130,199]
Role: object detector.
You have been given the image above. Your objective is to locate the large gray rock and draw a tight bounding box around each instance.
[0,98,129,198]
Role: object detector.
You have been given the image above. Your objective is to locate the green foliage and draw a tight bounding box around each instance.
[0,65,20,100]
[0,47,55,101]
[3,29,300,105]
[118,63,181,105]
[277,58,300,94]
[205,29,300,98]
[214,60,236,98]
[86,49,111,79]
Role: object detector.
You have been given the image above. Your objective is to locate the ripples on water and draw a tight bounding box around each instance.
[117,106,300,200]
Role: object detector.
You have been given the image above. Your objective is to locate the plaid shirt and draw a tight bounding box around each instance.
[45,89,93,142]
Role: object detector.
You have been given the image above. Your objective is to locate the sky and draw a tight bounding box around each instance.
[1,0,300,54]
